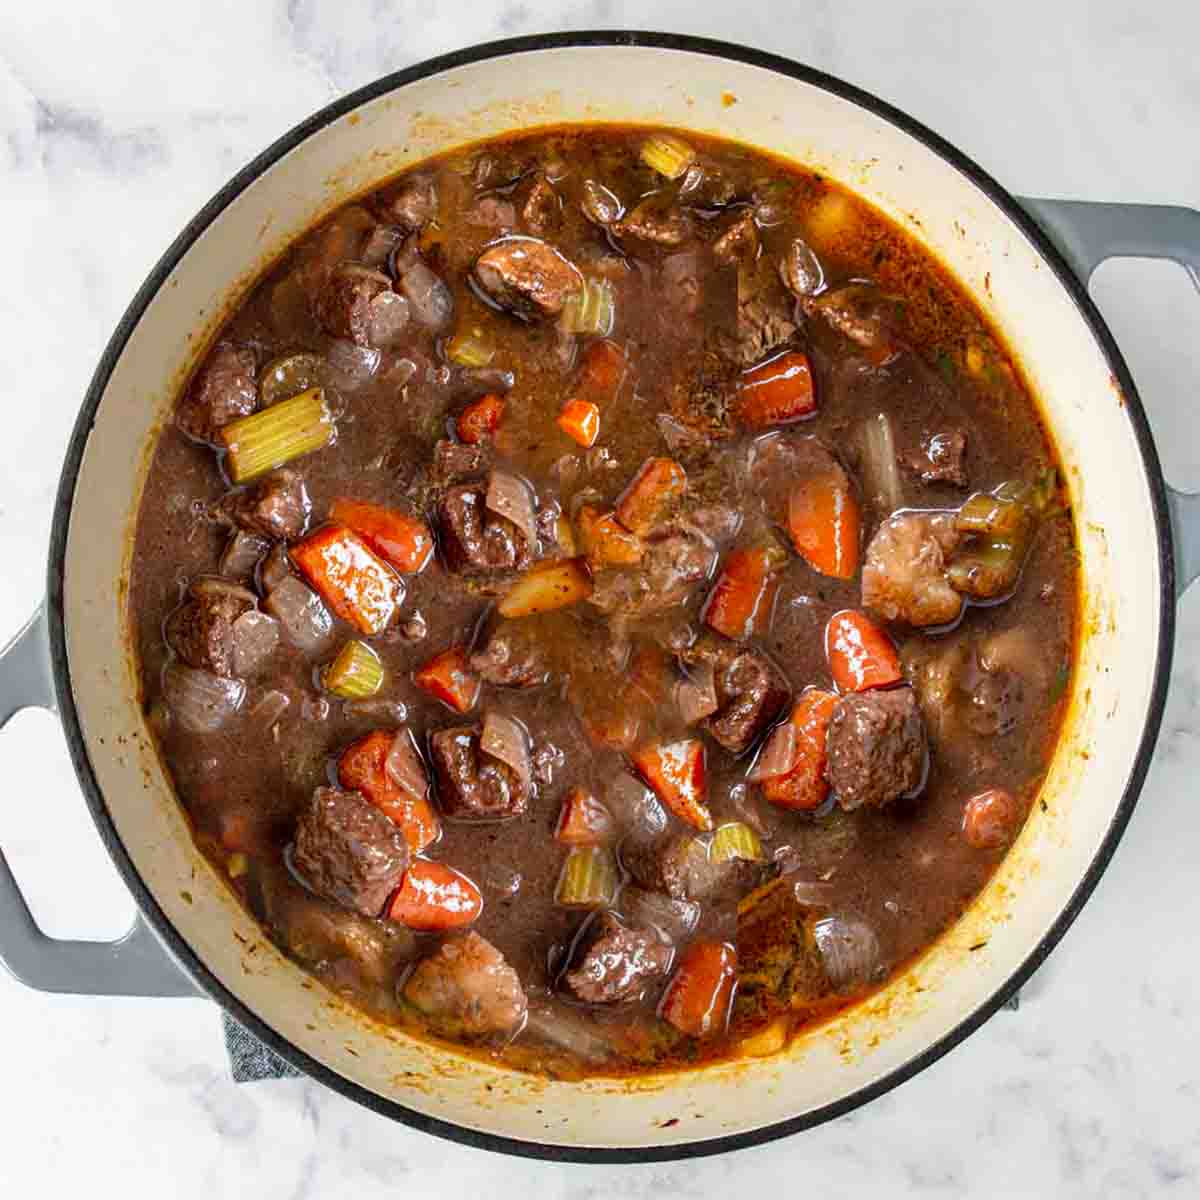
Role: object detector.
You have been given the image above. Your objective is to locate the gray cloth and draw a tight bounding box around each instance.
[222,1012,301,1082]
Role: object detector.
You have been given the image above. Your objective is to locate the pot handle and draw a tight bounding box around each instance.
[0,607,198,996]
[1017,197,1200,597]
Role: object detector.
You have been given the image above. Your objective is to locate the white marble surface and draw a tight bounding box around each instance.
[1,1,1199,1194]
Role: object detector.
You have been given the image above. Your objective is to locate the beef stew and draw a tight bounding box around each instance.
[129,125,1078,1078]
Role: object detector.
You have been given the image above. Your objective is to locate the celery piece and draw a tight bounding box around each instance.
[445,329,495,368]
[560,277,615,336]
[639,134,696,180]
[709,822,765,864]
[220,387,333,482]
[323,639,384,699]
[555,846,619,908]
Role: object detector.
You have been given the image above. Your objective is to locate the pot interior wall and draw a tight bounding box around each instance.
[60,43,1163,1150]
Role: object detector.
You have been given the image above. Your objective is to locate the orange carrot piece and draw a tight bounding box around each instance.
[386,861,482,931]
[555,787,617,846]
[330,499,434,574]
[577,505,644,568]
[702,546,785,641]
[631,738,712,831]
[659,941,737,1038]
[962,787,1022,850]
[761,689,839,811]
[337,731,441,853]
[413,645,481,714]
[456,393,506,445]
[825,609,902,693]
[736,351,816,429]
[615,457,686,536]
[787,468,861,580]
[574,339,627,399]
[291,524,400,635]
[557,398,601,447]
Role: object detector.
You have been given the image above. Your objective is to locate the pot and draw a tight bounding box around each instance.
[0,32,1196,1161]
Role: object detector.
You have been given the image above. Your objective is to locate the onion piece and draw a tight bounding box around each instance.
[458,365,515,397]
[250,688,290,728]
[523,1000,612,1063]
[812,914,883,992]
[485,470,538,547]
[860,412,902,514]
[747,720,798,783]
[621,886,699,945]
[480,710,531,784]
[342,698,408,724]
[365,291,410,348]
[264,576,333,652]
[219,531,269,581]
[162,663,245,734]
[231,611,281,677]
[605,772,667,840]
[189,576,258,606]
[385,730,429,803]
[399,259,454,330]
[257,542,292,594]
[324,338,381,391]
[676,661,718,725]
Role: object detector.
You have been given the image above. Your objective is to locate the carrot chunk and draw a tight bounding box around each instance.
[736,351,816,429]
[761,689,839,811]
[338,730,441,852]
[702,545,785,641]
[615,457,686,536]
[825,609,902,692]
[330,499,434,574]
[497,558,593,619]
[456,393,506,445]
[631,738,712,831]
[413,645,481,714]
[386,861,482,931]
[788,468,861,580]
[660,941,737,1037]
[577,505,644,568]
[555,787,617,846]
[557,398,601,447]
[291,525,401,635]
[574,338,627,399]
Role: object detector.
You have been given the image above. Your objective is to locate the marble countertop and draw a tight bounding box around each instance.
[1,2,1198,1194]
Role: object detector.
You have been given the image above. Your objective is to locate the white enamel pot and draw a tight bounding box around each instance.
[1,33,1198,1161]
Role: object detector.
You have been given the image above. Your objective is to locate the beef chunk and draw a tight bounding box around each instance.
[224,468,311,540]
[176,341,257,444]
[521,176,561,235]
[291,787,410,917]
[808,284,904,356]
[613,200,691,247]
[561,913,672,1004]
[313,262,394,345]
[439,484,532,575]
[682,640,789,754]
[470,621,550,688]
[472,238,581,319]
[588,530,715,616]
[384,175,438,231]
[862,510,964,628]
[165,581,255,677]
[707,648,789,754]
[621,833,769,903]
[403,931,527,1036]
[712,209,759,266]
[723,292,797,367]
[430,725,531,820]
[902,430,968,487]
[826,688,926,810]
[432,439,489,485]
[257,866,415,988]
